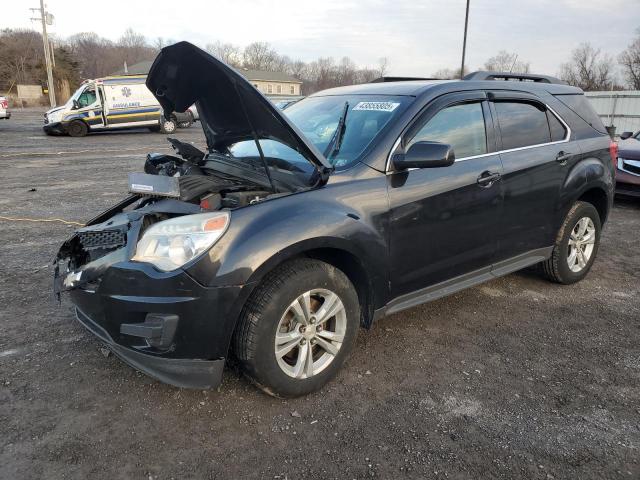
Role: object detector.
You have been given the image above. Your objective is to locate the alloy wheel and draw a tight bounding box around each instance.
[567,216,596,273]
[274,289,347,379]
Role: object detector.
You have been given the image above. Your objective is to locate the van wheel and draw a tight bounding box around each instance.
[159,116,177,134]
[541,201,601,284]
[67,120,88,137]
[233,259,359,397]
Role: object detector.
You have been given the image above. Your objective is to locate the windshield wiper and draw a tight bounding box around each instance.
[323,102,349,161]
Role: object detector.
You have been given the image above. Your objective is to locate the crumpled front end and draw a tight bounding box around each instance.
[54,196,242,389]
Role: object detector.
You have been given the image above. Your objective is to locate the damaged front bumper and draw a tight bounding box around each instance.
[54,198,246,389]
[58,260,244,389]
[43,121,66,135]
[75,308,224,389]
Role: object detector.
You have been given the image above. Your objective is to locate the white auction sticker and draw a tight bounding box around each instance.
[353,101,400,112]
[131,183,154,192]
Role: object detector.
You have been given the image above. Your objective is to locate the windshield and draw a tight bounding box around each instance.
[284,95,410,169]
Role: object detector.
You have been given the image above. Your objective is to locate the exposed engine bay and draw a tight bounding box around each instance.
[53,138,292,294]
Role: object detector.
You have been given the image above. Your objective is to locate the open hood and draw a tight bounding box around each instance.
[146,41,332,177]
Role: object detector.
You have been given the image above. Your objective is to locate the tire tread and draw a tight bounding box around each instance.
[233,258,325,375]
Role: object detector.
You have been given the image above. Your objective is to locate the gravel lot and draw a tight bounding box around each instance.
[1,109,639,480]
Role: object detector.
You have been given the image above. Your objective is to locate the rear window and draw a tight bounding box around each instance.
[554,94,607,134]
[494,101,550,150]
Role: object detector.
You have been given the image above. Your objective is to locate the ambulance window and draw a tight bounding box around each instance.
[77,88,97,108]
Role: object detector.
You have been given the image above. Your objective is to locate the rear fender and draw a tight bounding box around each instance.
[559,154,614,228]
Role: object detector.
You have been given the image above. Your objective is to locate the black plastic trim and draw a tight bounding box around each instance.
[76,308,224,389]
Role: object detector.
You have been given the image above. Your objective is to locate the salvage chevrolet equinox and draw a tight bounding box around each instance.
[54,42,615,397]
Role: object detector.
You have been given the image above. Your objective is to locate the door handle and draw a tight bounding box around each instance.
[555,151,572,164]
[477,171,501,187]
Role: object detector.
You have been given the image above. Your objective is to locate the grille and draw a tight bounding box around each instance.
[77,230,126,250]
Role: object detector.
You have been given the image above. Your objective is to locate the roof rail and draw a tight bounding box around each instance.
[370,76,437,83]
[463,71,567,85]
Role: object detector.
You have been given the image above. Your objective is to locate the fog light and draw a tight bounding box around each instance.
[120,314,179,349]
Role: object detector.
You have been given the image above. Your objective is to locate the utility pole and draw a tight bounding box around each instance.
[460,0,470,79]
[31,1,56,107]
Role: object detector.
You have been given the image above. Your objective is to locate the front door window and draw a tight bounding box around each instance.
[76,88,98,109]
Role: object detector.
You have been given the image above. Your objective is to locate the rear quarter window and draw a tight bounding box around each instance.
[547,111,568,142]
[554,94,607,134]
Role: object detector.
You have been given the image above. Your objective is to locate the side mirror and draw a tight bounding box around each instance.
[620,131,633,140]
[72,99,80,110]
[394,141,455,170]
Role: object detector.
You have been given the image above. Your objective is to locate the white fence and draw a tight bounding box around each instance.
[585,90,640,135]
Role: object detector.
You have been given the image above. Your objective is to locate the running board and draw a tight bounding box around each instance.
[376,247,553,319]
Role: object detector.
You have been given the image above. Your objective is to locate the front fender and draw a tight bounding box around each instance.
[186,195,389,293]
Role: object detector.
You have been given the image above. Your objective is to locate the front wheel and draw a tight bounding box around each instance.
[67,120,88,137]
[541,201,601,284]
[233,259,359,397]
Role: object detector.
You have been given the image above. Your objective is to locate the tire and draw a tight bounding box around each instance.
[541,201,601,284]
[159,116,177,134]
[233,258,360,397]
[177,111,194,129]
[67,120,88,137]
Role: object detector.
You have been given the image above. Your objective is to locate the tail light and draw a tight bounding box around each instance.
[609,140,618,167]
[0,99,7,109]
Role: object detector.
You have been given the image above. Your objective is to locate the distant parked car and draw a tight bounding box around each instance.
[188,104,199,121]
[177,104,199,128]
[616,131,640,197]
[0,96,10,119]
[275,99,300,110]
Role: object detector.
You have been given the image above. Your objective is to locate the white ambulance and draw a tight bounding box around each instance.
[43,75,192,137]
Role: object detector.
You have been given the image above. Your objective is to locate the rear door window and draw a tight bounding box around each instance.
[494,101,551,150]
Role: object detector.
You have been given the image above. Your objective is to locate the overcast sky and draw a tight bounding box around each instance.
[5,0,639,76]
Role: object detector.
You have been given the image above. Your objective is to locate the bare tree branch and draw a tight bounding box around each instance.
[483,50,530,73]
[559,43,618,91]
[619,33,640,89]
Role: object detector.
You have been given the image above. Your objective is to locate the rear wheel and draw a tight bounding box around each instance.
[233,259,359,397]
[541,201,601,284]
[67,120,88,137]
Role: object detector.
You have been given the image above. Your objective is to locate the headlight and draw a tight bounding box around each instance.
[132,212,229,271]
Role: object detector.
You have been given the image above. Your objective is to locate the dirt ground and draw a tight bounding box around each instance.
[0,109,639,480]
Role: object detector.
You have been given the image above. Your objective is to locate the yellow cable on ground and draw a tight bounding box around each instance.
[0,216,84,227]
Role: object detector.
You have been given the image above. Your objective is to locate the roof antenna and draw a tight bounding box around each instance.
[509,54,518,73]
